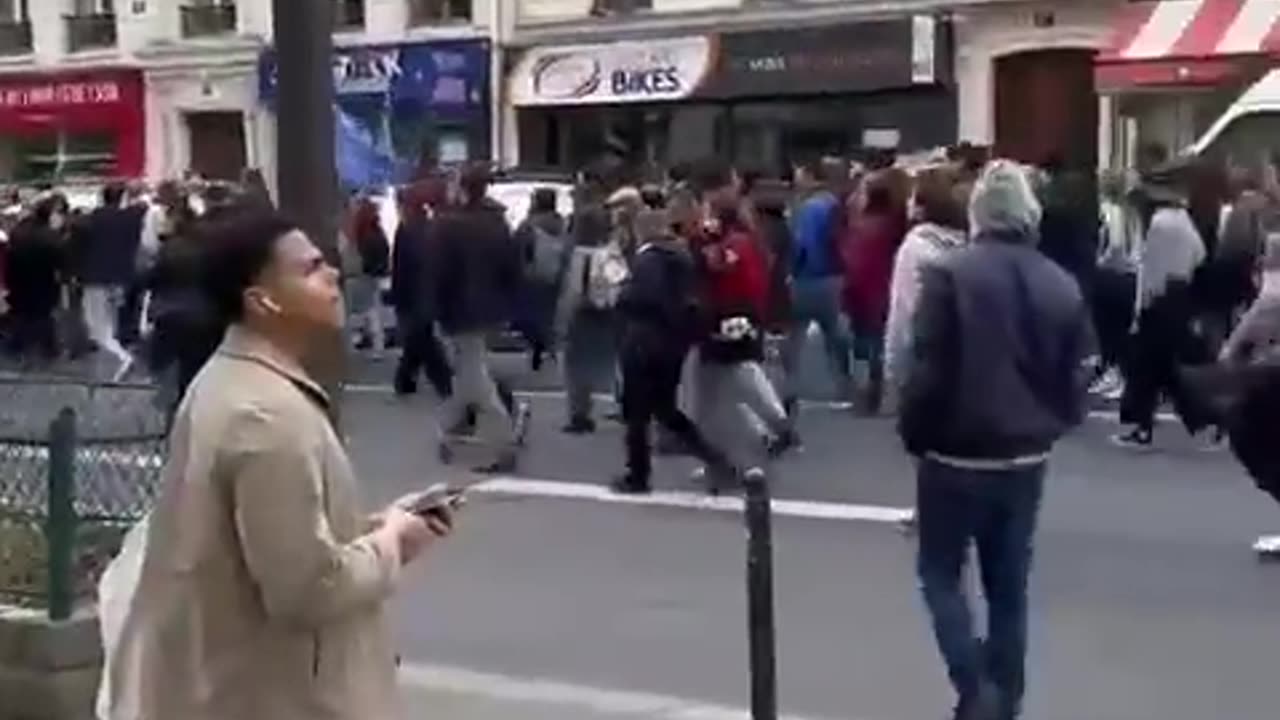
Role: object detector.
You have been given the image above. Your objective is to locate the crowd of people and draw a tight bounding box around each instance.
[7,143,1280,720]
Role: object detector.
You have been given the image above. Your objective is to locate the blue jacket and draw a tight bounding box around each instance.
[898,234,1097,462]
[790,191,841,280]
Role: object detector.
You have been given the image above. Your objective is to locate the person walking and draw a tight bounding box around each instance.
[556,176,623,434]
[81,183,139,380]
[345,196,390,358]
[390,179,453,399]
[782,158,853,411]
[884,165,970,390]
[691,163,797,492]
[1113,170,1214,450]
[99,208,452,720]
[435,163,528,473]
[842,171,907,414]
[3,195,67,365]
[899,161,1096,720]
[613,208,734,494]
[513,187,570,372]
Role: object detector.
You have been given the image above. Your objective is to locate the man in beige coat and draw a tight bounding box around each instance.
[101,210,448,720]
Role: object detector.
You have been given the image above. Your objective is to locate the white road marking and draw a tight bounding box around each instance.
[398,662,851,720]
[471,477,913,525]
[345,383,1176,422]
[4,445,163,469]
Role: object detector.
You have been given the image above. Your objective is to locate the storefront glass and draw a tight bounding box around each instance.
[260,39,490,187]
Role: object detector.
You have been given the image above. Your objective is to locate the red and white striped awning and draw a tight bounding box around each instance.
[1096,0,1280,90]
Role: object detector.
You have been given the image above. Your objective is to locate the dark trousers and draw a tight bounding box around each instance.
[1120,297,1211,435]
[917,458,1045,719]
[6,310,59,361]
[1093,269,1135,370]
[621,346,725,483]
[395,314,454,399]
[116,280,145,345]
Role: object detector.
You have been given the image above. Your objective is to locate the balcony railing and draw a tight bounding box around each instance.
[335,0,365,30]
[0,20,32,56]
[65,13,117,53]
[181,4,238,38]
[408,0,471,26]
[590,0,653,15]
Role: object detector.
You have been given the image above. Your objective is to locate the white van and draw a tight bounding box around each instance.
[1190,68,1280,162]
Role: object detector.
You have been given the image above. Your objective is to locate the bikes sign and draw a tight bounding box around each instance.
[510,37,712,107]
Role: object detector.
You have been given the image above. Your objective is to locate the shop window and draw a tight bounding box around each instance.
[335,0,364,31]
[5,132,115,183]
[407,0,470,26]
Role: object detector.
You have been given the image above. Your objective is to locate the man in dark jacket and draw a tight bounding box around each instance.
[613,209,732,494]
[900,161,1096,720]
[390,180,452,399]
[81,183,138,379]
[434,163,527,473]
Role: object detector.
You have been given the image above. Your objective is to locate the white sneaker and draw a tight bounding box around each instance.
[111,355,135,383]
[1253,535,1280,558]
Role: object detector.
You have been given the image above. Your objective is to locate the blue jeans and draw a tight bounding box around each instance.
[781,276,851,401]
[916,458,1045,718]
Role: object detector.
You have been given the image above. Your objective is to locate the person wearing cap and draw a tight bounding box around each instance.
[900,160,1096,720]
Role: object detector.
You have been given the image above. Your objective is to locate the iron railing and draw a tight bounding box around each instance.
[181,3,237,38]
[65,13,118,53]
[0,377,165,620]
[0,20,32,56]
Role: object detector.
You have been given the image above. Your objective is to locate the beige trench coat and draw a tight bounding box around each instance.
[105,326,402,720]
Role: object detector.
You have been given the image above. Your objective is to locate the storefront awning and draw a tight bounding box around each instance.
[1095,0,1280,90]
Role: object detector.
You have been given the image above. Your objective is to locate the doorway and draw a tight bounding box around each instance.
[186,111,246,181]
[994,49,1098,170]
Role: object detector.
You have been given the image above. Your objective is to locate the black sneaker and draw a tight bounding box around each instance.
[562,416,597,435]
[475,451,517,475]
[610,475,652,495]
[766,429,802,459]
[1110,427,1153,451]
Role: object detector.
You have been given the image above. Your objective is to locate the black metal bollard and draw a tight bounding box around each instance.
[45,408,78,622]
[743,468,777,720]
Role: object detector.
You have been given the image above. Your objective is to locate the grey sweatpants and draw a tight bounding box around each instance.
[437,332,515,449]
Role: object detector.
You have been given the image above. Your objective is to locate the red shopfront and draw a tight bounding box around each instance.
[0,68,145,182]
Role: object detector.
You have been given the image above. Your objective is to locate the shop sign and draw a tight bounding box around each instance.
[260,39,489,107]
[511,37,712,106]
[0,80,123,110]
[699,16,946,99]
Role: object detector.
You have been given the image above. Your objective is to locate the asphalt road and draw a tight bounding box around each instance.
[341,387,1280,720]
[6,340,1279,719]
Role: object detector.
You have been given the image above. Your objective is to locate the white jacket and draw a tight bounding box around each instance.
[884,222,967,388]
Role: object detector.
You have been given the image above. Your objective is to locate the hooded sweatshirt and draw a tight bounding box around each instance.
[884,221,967,386]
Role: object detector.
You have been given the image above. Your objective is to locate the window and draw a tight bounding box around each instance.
[66,0,117,52]
[180,0,236,38]
[0,0,28,21]
[6,132,116,183]
[335,0,364,30]
[590,0,652,15]
[407,0,469,25]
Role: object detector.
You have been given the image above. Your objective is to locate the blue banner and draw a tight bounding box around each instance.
[259,39,489,107]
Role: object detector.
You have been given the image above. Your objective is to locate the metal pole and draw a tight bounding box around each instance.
[45,408,77,622]
[271,0,344,416]
[743,468,778,720]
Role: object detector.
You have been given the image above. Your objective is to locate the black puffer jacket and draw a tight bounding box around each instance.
[618,239,697,359]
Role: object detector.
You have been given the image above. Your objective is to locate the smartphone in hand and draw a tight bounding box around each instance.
[403,484,466,525]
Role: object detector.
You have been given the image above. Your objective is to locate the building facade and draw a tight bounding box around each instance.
[0,0,498,189]
[505,0,1138,174]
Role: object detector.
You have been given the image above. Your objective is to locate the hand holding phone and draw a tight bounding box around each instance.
[400,484,466,527]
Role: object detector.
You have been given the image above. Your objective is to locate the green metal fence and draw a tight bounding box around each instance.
[0,376,166,620]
